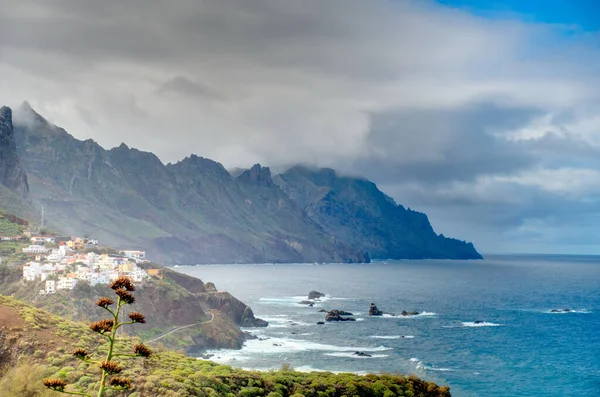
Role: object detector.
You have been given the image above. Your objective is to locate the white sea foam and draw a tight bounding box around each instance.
[462,321,502,327]
[376,311,436,318]
[356,318,365,322]
[207,336,392,358]
[545,309,591,314]
[324,352,390,358]
[369,335,415,339]
[411,358,453,372]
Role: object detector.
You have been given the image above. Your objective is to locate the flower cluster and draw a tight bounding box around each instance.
[96,297,114,308]
[100,360,122,375]
[115,288,135,304]
[43,378,68,391]
[128,312,146,323]
[110,276,135,292]
[89,319,114,334]
[134,343,152,358]
[109,377,132,389]
[72,348,89,360]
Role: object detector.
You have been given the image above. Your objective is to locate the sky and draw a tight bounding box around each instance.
[1,0,600,255]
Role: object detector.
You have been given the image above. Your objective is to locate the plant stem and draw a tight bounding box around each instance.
[97,296,122,397]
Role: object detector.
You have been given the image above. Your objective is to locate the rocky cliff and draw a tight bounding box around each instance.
[7,103,481,263]
[0,107,28,197]
[275,166,482,259]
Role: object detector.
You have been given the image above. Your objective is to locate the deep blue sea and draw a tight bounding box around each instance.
[174,255,600,397]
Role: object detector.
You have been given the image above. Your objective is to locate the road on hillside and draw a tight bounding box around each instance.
[145,311,215,343]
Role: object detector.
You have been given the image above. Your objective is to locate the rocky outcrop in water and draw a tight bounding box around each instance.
[369,302,383,316]
[308,290,326,300]
[401,310,420,316]
[325,309,356,322]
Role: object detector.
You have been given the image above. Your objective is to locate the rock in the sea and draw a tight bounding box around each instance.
[369,302,383,316]
[308,290,326,300]
[240,306,269,327]
[337,310,353,316]
[353,351,372,357]
[317,321,325,325]
[325,310,356,322]
[550,308,571,313]
[318,309,327,313]
[473,320,485,324]
[401,310,420,316]
[298,300,314,305]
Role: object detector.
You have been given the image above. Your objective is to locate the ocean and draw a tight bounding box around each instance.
[174,255,600,397]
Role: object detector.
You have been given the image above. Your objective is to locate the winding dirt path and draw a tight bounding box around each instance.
[145,311,215,343]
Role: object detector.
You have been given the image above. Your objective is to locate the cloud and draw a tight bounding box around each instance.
[1,0,600,253]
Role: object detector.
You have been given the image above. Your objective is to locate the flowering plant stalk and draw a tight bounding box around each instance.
[43,276,152,397]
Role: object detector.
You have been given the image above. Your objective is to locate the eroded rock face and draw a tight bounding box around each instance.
[325,310,356,322]
[204,282,217,292]
[369,302,383,316]
[0,107,28,196]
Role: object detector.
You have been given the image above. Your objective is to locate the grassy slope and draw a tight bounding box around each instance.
[0,296,451,397]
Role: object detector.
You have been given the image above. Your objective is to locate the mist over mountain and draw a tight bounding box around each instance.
[4,103,480,263]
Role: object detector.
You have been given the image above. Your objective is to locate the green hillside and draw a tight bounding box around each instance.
[0,296,451,397]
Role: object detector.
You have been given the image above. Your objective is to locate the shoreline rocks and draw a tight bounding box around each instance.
[550,308,571,313]
[353,351,372,357]
[325,309,356,322]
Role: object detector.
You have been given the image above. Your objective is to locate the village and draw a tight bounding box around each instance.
[19,234,157,296]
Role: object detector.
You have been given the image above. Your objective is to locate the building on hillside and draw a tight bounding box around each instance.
[23,262,41,281]
[132,265,148,282]
[57,277,78,290]
[31,236,55,244]
[119,262,134,273]
[45,280,56,294]
[147,268,164,279]
[108,270,120,282]
[23,245,50,254]
[121,250,146,262]
[55,236,72,245]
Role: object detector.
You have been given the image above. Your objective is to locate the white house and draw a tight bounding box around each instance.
[45,280,56,294]
[23,245,50,254]
[131,265,148,283]
[23,262,41,281]
[57,277,78,290]
[121,250,146,262]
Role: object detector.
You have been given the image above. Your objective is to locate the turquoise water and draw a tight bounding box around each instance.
[175,255,600,397]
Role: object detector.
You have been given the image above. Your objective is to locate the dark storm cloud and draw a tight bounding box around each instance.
[353,102,541,184]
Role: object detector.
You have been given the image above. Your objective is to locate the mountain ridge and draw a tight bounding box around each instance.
[5,103,481,263]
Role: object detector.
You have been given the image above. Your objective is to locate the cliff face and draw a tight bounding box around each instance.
[0,107,28,197]
[275,166,482,260]
[11,104,367,264]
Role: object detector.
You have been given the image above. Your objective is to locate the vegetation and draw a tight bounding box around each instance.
[0,296,451,397]
[42,276,152,396]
